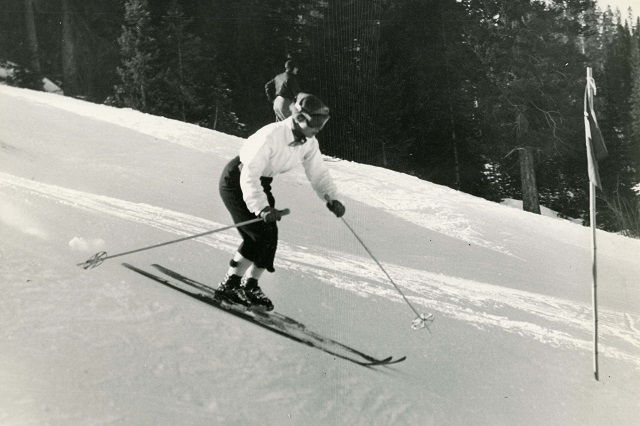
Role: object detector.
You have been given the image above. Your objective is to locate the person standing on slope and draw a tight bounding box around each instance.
[265,59,301,121]
[217,93,346,311]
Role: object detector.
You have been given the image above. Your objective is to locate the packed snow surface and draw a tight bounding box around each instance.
[1,85,639,425]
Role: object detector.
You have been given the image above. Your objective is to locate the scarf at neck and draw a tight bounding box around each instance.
[289,122,307,146]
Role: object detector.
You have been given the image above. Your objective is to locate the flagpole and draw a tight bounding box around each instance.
[590,177,599,381]
[586,67,599,381]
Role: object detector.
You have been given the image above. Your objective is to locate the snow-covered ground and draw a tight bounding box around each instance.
[1,85,639,425]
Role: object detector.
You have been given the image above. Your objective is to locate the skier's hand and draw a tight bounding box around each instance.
[326,199,345,218]
[259,206,286,223]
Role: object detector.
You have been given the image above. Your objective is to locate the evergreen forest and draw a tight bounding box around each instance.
[2,0,639,236]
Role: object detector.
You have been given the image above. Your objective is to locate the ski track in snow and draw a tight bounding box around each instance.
[327,165,515,256]
[3,171,639,369]
[0,86,512,256]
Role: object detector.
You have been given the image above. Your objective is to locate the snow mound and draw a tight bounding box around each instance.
[68,236,105,252]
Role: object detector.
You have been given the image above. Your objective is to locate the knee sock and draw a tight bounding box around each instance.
[245,264,266,281]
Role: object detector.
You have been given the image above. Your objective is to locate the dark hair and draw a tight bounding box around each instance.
[285,60,297,71]
[295,93,330,116]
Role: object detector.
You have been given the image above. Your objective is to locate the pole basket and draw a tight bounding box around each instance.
[411,313,435,331]
[80,251,108,270]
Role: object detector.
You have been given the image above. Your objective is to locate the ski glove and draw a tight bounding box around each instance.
[326,199,346,218]
[259,206,286,223]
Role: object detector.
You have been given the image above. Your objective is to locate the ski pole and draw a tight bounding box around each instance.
[328,196,433,330]
[77,209,290,270]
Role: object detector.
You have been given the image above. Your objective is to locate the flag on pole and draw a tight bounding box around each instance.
[584,75,608,188]
[584,67,608,381]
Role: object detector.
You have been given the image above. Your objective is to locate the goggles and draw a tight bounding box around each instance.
[296,110,330,129]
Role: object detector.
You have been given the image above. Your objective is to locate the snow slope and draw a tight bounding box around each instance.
[1,85,639,425]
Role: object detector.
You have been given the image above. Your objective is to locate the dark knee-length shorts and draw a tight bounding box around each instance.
[219,156,278,272]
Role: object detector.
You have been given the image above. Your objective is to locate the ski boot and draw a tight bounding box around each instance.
[216,274,249,306]
[242,278,274,312]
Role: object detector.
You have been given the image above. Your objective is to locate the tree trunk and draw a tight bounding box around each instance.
[24,0,41,76]
[381,139,387,167]
[212,100,219,130]
[61,0,79,96]
[519,147,541,214]
[451,126,461,191]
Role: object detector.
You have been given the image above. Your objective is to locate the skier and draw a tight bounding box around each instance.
[264,59,301,121]
[217,93,345,311]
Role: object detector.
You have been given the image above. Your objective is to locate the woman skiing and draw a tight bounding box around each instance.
[217,93,345,311]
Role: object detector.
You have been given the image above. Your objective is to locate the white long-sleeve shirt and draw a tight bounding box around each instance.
[239,117,338,214]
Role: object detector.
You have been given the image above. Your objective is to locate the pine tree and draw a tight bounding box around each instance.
[152,2,202,122]
[151,1,244,134]
[191,0,305,134]
[467,0,588,213]
[61,0,123,101]
[628,19,640,237]
[113,0,156,111]
[599,11,633,190]
[304,0,382,165]
[588,8,640,234]
[631,19,640,156]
